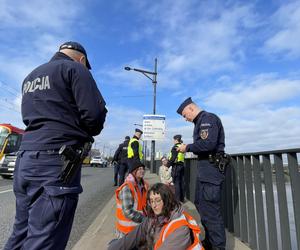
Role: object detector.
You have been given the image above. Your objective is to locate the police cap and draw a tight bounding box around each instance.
[176,97,193,114]
[59,41,91,70]
[135,128,143,134]
[173,134,182,141]
[125,136,130,140]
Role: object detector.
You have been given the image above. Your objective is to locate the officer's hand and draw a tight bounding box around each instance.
[177,144,187,153]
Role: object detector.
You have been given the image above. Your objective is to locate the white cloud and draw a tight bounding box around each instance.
[223,106,300,153]
[0,0,80,29]
[263,1,300,58]
[94,105,145,150]
[105,1,259,89]
[203,74,300,111]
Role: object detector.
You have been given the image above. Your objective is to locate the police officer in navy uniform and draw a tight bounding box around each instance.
[168,134,185,202]
[5,41,107,250]
[127,128,143,169]
[112,136,130,186]
[176,97,226,250]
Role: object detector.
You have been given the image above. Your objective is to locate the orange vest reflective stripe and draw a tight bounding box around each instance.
[154,211,204,250]
[115,180,148,234]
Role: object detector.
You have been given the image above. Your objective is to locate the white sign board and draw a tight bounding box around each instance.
[143,115,166,140]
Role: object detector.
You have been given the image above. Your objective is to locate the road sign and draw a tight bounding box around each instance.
[143,115,165,140]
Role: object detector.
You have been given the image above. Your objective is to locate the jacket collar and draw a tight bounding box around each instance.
[50,52,74,62]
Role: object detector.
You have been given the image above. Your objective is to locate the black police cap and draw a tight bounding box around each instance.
[173,134,182,141]
[176,97,193,115]
[59,41,91,70]
[125,136,130,140]
[135,128,143,134]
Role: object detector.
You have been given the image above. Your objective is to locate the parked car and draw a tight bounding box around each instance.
[90,156,107,168]
[0,152,17,179]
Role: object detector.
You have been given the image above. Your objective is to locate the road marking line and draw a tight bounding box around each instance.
[0,189,13,194]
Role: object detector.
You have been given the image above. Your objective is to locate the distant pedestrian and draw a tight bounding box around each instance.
[177,97,227,250]
[159,156,173,186]
[168,134,185,202]
[108,183,204,250]
[112,136,130,186]
[127,128,143,169]
[115,161,148,239]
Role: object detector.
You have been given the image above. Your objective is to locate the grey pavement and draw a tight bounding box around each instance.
[72,171,251,250]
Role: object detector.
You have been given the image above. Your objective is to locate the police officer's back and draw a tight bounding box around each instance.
[5,41,107,250]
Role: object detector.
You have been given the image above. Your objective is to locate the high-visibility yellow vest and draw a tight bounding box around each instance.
[154,211,204,250]
[128,138,143,160]
[169,143,184,163]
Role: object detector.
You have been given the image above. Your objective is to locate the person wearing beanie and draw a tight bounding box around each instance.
[112,136,131,186]
[114,161,148,238]
[176,97,227,250]
[167,134,185,202]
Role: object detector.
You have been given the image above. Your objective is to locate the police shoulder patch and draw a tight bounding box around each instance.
[200,129,209,140]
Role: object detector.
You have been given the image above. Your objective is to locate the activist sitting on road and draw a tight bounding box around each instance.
[159,156,173,186]
[108,183,204,250]
[115,161,149,238]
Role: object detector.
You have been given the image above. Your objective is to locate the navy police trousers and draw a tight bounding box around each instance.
[4,150,82,250]
[194,160,226,250]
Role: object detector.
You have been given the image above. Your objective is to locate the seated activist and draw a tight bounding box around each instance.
[159,156,173,186]
[115,161,149,239]
[108,183,204,250]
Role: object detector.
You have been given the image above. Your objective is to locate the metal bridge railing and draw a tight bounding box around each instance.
[153,148,300,250]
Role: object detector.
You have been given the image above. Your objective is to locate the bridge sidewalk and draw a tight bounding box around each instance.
[72,171,250,250]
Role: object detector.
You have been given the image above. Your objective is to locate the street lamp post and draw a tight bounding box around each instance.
[125,59,158,173]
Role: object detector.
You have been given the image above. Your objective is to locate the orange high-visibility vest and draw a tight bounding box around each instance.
[154,211,204,250]
[115,180,148,234]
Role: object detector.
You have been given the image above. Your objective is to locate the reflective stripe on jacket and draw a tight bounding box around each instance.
[115,180,148,234]
[127,138,143,160]
[154,211,204,250]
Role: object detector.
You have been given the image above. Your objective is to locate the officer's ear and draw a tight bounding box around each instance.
[79,55,87,68]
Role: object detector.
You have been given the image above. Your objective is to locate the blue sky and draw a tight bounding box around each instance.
[0,0,300,156]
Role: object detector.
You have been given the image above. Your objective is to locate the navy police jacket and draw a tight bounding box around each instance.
[186,111,225,184]
[20,52,107,150]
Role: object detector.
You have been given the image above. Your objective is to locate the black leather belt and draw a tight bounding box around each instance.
[197,154,214,161]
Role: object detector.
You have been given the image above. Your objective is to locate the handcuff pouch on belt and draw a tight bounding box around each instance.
[59,142,92,184]
[208,152,231,173]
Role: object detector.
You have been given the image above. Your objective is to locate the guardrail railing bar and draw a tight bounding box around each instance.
[262,154,278,250]
[245,155,257,249]
[287,152,300,250]
[274,153,292,250]
[238,156,248,243]
[253,155,267,250]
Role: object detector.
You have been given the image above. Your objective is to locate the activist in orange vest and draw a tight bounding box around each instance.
[109,183,204,250]
[115,161,148,238]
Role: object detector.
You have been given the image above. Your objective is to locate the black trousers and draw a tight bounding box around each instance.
[118,162,128,186]
[113,163,120,185]
[172,164,185,202]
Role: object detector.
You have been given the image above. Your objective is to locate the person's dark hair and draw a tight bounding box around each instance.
[146,183,180,218]
[161,156,167,161]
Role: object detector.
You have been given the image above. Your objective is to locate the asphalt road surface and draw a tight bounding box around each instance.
[0,166,115,249]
